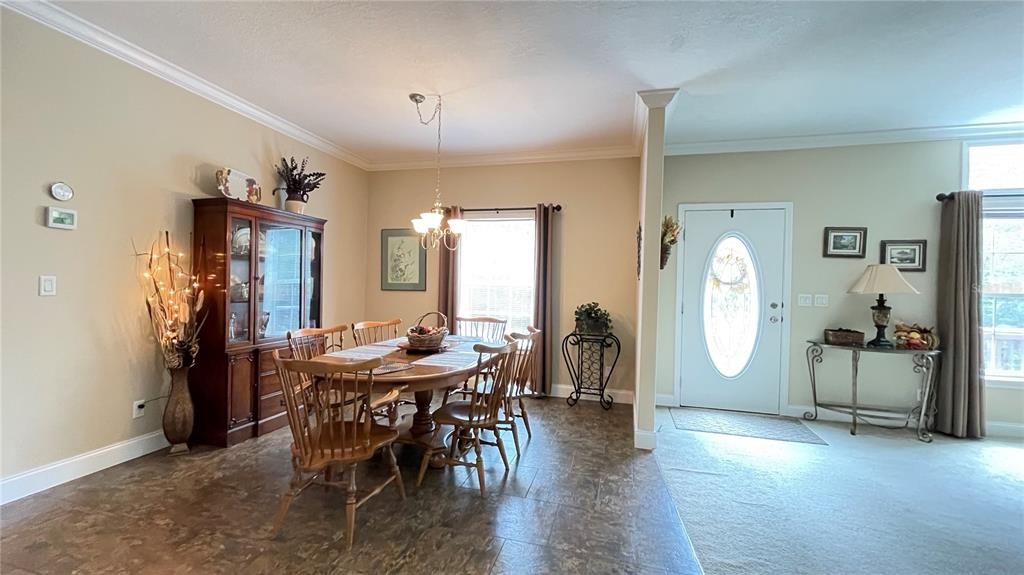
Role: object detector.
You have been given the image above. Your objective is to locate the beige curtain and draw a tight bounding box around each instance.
[935,191,984,438]
[533,204,558,395]
[437,206,462,330]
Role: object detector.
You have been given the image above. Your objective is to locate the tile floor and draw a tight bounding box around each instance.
[1,399,702,575]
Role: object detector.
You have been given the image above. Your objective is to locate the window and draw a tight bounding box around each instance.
[457,211,536,334]
[702,235,760,378]
[971,141,1024,385]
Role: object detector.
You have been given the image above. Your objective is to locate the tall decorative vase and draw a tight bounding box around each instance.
[660,243,672,270]
[163,367,194,455]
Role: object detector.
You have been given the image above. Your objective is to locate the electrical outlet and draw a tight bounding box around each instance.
[814,294,830,307]
[132,400,145,419]
[798,294,813,307]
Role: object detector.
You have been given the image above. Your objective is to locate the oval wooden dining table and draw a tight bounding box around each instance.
[313,335,491,462]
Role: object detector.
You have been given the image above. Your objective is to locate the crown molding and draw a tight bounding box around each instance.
[666,122,1024,156]
[365,144,639,172]
[3,0,371,170]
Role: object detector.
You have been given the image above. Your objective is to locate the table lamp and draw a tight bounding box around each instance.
[847,264,919,348]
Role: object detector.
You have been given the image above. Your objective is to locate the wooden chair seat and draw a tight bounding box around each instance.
[303,422,399,468]
[433,400,499,428]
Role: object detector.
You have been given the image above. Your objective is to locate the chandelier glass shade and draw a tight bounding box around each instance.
[409,93,464,250]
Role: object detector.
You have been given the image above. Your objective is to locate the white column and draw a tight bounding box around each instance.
[634,89,677,450]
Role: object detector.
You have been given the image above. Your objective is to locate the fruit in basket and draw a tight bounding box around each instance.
[893,322,939,350]
[408,325,440,336]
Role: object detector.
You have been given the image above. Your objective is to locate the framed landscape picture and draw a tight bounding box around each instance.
[823,227,867,258]
[381,229,426,291]
[880,239,927,272]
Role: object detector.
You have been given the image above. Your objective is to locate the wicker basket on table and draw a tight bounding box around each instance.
[406,311,449,350]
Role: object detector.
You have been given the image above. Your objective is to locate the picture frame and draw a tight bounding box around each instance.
[823,227,867,258]
[381,229,426,291]
[46,206,78,230]
[880,239,927,272]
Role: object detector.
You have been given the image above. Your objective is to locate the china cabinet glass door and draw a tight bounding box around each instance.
[256,222,302,340]
[306,229,322,329]
[227,217,253,345]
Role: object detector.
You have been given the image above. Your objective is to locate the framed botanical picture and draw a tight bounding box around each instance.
[46,206,78,230]
[381,229,426,291]
[880,239,927,272]
[823,227,867,258]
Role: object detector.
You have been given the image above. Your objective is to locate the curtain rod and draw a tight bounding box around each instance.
[461,205,562,212]
[937,192,1024,201]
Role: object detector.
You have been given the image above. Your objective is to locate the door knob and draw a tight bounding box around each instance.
[769,316,780,324]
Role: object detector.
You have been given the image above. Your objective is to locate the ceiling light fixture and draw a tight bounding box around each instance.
[409,93,464,250]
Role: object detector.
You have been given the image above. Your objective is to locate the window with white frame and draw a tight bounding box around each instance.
[456,211,537,334]
[971,141,1024,384]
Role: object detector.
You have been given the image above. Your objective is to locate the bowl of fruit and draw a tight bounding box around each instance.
[403,311,449,352]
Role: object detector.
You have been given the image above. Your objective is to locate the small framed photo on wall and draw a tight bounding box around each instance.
[823,227,867,258]
[381,229,427,291]
[880,240,927,272]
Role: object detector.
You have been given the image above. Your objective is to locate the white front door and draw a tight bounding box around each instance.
[678,207,788,414]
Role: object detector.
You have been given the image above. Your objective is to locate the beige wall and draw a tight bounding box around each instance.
[659,141,1024,426]
[1,12,369,477]
[365,159,640,398]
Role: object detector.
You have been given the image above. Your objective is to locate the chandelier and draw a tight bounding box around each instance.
[409,93,465,250]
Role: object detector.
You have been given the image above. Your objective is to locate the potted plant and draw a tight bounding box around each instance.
[661,216,681,270]
[273,156,326,214]
[135,232,206,455]
[575,302,612,334]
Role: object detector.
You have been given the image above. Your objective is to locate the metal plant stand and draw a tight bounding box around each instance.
[562,332,621,409]
[804,340,941,442]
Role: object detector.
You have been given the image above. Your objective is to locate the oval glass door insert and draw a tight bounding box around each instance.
[702,235,760,378]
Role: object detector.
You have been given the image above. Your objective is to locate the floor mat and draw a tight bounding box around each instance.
[669,407,827,445]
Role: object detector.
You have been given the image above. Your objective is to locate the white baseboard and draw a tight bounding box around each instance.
[986,421,1024,439]
[634,428,657,450]
[1,430,170,505]
[656,393,678,407]
[787,404,1024,439]
[550,383,633,405]
[782,404,850,423]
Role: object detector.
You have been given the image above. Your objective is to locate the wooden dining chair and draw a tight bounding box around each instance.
[271,352,405,549]
[351,319,403,346]
[416,341,518,496]
[455,316,507,342]
[287,326,399,426]
[494,329,542,455]
[287,324,347,359]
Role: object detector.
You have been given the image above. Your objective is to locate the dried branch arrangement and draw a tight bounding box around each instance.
[134,232,206,370]
[273,156,326,203]
[661,216,681,247]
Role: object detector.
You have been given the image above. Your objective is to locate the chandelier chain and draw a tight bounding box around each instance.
[414,96,443,203]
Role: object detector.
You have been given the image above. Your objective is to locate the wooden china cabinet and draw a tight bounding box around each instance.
[190,198,325,447]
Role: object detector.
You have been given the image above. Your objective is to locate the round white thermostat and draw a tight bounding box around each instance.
[50,182,74,201]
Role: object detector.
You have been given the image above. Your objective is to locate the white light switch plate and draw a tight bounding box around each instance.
[814,294,830,307]
[39,275,57,296]
[798,294,813,307]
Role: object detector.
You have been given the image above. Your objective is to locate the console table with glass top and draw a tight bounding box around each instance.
[804,341,941,442]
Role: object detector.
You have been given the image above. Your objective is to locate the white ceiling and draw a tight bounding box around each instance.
[44,1,1024,168]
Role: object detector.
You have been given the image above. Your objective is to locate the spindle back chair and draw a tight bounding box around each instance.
[271,352,404,548]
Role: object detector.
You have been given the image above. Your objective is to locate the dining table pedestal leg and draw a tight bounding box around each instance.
[398,389,450,469]
[410,389,436,436]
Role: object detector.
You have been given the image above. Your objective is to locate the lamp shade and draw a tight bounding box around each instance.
[848,264,920,295]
